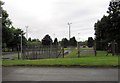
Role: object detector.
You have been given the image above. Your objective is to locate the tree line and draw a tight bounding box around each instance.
[94,1,120,53]
[29,34,78,48]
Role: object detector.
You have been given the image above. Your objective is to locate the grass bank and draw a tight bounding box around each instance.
[2,48,119,67]
[2,56,118,67]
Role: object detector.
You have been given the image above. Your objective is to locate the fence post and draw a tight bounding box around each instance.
[116,43,118,55]
[112,40,115,56]
[48,46,50,58]
[56,45,58,58]
[17,44,20,60]
[77,42,80,58]
[62,47,64,58]
[94,41,97,56]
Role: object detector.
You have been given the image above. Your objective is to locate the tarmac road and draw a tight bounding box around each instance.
[2,53,18,60]
[2,67,118,81]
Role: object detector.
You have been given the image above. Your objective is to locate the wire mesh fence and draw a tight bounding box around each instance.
[22,45,64,60]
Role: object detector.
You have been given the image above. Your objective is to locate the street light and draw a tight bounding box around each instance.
[20,33,23,59]
[53,34,55,39]
[20,27,27,59]
[78,33,80,41]
[77,33,80,58]
[68,22,72,40]
[25,26,28,40]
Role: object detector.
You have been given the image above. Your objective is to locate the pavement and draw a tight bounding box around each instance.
[2,67,118,81]
[2,53,18,60]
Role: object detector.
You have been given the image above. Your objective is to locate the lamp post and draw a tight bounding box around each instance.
[25,26,28,40]
[20,26,28,59]
[77,33,80,58]
[20,33,23,59]
[20,29,27,59]
[68,22,72,40]
[53,34,55,40]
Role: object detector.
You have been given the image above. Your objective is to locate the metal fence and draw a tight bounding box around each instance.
[22,45,64,60]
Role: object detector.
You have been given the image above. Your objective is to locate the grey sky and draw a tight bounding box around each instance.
[3,0,110,41]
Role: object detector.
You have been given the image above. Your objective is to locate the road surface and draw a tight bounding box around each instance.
[2,53,18,60]
[2,67,118,81]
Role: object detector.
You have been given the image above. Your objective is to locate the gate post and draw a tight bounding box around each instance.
[94,40,97,56]
[62,47,64,58]
[77,42,80,58]
[112,40,116,56]
[17,44,20,60]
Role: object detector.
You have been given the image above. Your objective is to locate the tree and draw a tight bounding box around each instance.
[1,2,14,51]
[28,37,32,42]
[69,36,77,47]
[42,34,53,46]
[94,15,112,50]
[2,9,13,49]
[1,1,27,51]
[27,38,41,46]
[87,37,94,48]
[94,1,120,52]
[32,38,40,42]
[107,1,120,52]
[53,38,58,46]
[6,27,27,50]
[60,38,69,48]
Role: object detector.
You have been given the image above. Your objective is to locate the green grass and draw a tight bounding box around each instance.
[64,48,78,58]
[64,48,116,58]
[2,48,119,67]
[2,55,118,67]
[64,47,96,58]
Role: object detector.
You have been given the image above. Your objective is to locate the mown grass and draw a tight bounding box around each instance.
[65,47,96,58]
[64,48,115,58]
[2,48,119,67]
[2,55,118,67]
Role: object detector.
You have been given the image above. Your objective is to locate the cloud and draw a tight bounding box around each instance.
[3,0,111,41]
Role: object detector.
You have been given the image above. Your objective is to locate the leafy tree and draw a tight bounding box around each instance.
[42,34,53,46]
[53,38,58,45]
[60,38,69,48]
[107,1,120,52]
[94,15,111,50]
[6,27,27,50]
[27,38,41,46]
[32,38,40,42]
[1,2,14,51]
[2,8,13,49]
[69,36,77,47]
[94,1,120,52]
[87,37,94,48]
[28,37,32,42]
[1,1,27,51]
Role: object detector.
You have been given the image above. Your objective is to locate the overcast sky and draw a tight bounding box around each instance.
[3,0,111,41]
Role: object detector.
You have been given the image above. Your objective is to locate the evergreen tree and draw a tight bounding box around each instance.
[87,37,94,48]
[60,38,69,48]
[1,1,27,51]
[69,37,77,47]
[53,38,58,46]
[94,1,120,52]
[42,34,53,46]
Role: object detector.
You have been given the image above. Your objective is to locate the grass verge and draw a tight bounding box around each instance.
[2,48,119,67]
[2,56,118,67]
